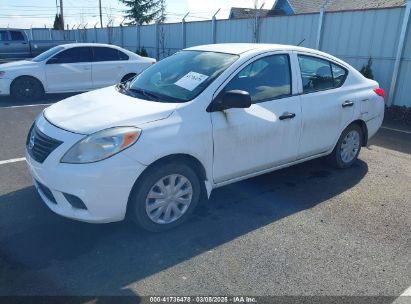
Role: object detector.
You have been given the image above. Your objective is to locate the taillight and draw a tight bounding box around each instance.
[152,61,156,65]
[373,88,385,102]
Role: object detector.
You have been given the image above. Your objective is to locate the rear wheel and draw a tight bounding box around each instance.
[328,124,362,168]
[11,76,44,101]
[128,162,201,232]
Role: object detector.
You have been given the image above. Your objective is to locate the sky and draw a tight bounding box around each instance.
[0,0,276,29]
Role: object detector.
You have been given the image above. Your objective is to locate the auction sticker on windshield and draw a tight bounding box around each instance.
[175,71,209,91]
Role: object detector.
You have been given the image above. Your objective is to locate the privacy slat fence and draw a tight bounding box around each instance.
[27,5,411,107]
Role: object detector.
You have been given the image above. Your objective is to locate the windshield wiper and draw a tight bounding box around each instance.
[129,88,161,101]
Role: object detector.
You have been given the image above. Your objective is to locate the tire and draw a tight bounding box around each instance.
[10,76,44,101]
[328,123,363,169]
[121,73,136,83]
[128,162,201,232]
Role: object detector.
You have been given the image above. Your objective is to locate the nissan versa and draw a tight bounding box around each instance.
[26,44,385,232]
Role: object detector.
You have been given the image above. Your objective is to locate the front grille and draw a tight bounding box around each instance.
[26,124,63,163]
[35,179,57,204]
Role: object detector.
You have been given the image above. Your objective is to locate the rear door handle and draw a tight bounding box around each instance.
[342,100,354,108]
[279,112,296,120]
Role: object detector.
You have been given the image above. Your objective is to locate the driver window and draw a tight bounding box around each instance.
[49,47,92,64]
[223,54,292,104]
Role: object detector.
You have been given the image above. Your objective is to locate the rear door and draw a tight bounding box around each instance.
[296,53,353,159]
[8,30,29,59]
[45,47,93,92]
[91,47,129,88]
[211,52,302,183]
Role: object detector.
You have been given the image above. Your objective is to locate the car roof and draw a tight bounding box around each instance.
[60,43,125,49]
[185,43,349,67]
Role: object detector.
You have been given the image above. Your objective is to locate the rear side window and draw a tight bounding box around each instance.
[50,47,92,64]
[0,31,9,41]
[332,63,347,87]
[223,54,292,103]
[93,47,129,61]
[10,31,25,41]
[298,55,347,93]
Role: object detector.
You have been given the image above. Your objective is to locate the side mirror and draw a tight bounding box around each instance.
[209,90,252,112]
[46,57,58,64]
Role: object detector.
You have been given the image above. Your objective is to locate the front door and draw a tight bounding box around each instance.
[211,53,302,183]
[45,47,93,92]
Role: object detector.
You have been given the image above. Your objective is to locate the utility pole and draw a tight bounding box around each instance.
[99,0,103,28]
[59,0,64,28]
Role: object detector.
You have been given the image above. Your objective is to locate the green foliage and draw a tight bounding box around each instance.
[136,46,148,57]
[360,57,374,80]
[119,0,165,25]
[53,14,64,30]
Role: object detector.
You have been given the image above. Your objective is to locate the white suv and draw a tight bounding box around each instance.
[26,44,385,231]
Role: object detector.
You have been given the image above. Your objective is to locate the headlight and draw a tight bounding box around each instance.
[61,127,141,164]
[0,71,5,77]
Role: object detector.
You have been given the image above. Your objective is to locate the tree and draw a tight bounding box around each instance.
[360,57,374,80]
[119,0,163,25]
[53,14,64,30]
[157,0,167,59]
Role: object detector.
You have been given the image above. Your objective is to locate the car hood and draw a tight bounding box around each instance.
[44,86,178,134]
[0,60,38,69]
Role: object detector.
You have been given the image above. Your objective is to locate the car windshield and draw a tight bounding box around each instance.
[31,46,64,62]
[125,50,239,103]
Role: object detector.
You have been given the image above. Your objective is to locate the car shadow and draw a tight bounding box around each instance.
[0,158,368,298]
[0,93,80,108]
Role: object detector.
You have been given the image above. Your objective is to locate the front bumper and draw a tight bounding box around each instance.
[26,115,147,223]
[0,78,11,95]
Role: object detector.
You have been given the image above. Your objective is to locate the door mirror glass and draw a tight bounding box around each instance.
[212,90,252,111]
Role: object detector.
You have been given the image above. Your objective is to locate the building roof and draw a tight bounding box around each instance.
[229,0,407,19]
[285,0,406,14]
[229,7,272,19]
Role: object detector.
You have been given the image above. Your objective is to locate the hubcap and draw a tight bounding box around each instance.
[145,174,193,224]
[340,130,360,163]
[18,80,37,97]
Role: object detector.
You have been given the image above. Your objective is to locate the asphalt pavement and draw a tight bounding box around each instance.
[0,95,410,302]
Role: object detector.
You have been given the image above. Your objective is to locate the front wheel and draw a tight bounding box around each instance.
[328,124,363,169]
[128,162,201,232]
[10,76,44,101]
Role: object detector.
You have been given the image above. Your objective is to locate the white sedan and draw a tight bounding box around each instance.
[26,43,384,231]
[0,43,156,100]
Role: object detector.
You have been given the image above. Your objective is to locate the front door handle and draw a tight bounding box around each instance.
[342,100,354,108]
[279,112,296,120]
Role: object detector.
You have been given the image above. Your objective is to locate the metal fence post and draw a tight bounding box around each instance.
[120,24,124,48]
[49,28,52,40]
[254,13,260,43]
[388,0,411,106]
[94,25,98,43]
[316,5,325,50]
[211,9,220,44]
[182,12,189,49]
[155,21,160,60]
[136,24,140,52]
